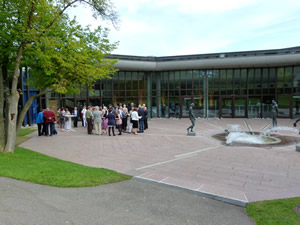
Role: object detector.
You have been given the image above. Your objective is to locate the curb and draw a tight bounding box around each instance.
[133,176,248,207]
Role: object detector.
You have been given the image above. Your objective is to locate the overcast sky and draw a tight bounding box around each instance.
[67,0,300,56]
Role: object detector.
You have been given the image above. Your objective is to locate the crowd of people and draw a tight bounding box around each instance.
[80,103,149,136]
[36,103,149,137]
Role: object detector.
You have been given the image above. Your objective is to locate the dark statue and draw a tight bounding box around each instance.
[271,100,278,127]
[187,103,196,135]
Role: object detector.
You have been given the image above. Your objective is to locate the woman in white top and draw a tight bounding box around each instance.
[131,107,141,135]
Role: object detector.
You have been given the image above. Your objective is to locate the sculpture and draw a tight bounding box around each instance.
[187,103,196,135]
[271,100,278,127]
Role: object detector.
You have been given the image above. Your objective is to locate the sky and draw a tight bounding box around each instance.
[67,0,300,56]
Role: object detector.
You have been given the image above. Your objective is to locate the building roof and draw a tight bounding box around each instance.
[109,46,300,71]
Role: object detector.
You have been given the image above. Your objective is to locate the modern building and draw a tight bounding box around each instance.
[21,46,300,124]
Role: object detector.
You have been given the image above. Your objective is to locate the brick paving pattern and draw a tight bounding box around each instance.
[21,118,300,205]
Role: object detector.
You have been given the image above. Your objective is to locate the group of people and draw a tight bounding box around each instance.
[36,108,58,136]
[36,103,149,137]
[81,103,149,136]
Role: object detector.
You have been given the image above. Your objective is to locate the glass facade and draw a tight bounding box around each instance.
[43,65,300,119]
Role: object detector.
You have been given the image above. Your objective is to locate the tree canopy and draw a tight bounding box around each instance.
[0,0,119,152]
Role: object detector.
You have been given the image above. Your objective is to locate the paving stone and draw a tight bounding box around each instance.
[21,118,300,204]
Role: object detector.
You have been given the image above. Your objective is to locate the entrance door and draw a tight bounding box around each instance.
[221,98,232,117]
[220,97,246,118]
[234,97,246,117]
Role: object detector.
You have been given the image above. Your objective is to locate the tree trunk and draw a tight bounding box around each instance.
[4,92,19,153]
[0,70,5,152]
[2,44,24,153]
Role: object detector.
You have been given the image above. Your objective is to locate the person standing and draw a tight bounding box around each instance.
[116,110,122,135]
[144,106,148,130]
[36,109,44,136]
[59,108,65,129]
[86,106,93,134]
[107,108,116,136]
[43,108,55,136]
[73,106,79,128]
[128,108,133,134]
[102,106,108,134]
[81,106,87,127]
[131,107,141,135]
[93,106,102,135]
[122,107,128,132]
[138,105,145,133]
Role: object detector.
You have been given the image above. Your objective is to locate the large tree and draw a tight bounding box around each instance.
[0,0,118,153]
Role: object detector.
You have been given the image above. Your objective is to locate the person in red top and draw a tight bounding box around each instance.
[43,108,56,136]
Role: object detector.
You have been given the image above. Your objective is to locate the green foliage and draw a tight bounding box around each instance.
[0,147,131,187]
[246,197,300,225]
[0,0,118,94]
[24,15,118,94]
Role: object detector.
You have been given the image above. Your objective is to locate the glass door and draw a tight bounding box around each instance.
[221,98,232,118]
[181,97,192,117]
[234,97,246,117]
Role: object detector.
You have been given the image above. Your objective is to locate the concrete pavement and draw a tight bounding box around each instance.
[20,118,300,206]
[0,177,255,225]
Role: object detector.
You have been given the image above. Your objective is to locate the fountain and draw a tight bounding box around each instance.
[224,124,298,145]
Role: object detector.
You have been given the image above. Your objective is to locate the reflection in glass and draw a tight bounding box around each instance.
[293,96,300,116]
[208,96,219,117]
[112,72,118,91]
[193,70,199,89]
[161,97,168,118]
[193,97,204,118]
[285,67,292,88]
[293,66,300,94]
[175,72,180,89]
[132,72,138,90]
[151,97,157,117]
[262,96,273,118]
[234,98,246,117]
[221,98,232,117]
[180,71,186,89]
[278,96,290,117]
[182,97,192,117]
[126,72,132,90]
[187,70,193,89]
[169,97,179,118]
[248,97,261,118]
[119,72,125,90]
[139,72,145,90]
[277,68,284,88]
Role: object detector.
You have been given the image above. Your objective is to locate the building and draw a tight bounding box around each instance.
[21,46,300,124]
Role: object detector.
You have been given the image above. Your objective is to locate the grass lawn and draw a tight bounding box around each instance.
[0,128,131,187]
[18,128,37,137]
[16,128,37,146]
[246,197,300,225]
[0,147,131,187]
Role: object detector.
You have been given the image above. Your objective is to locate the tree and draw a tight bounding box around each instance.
[0,0,118,153]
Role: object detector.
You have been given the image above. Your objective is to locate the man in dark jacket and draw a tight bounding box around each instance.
[73,106,79,128]
[138,105,145,133]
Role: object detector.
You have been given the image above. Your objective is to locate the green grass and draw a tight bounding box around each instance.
[18,128,37,136]
[246,197,300,225]
[0,147,131,187]
[16,127,37,146]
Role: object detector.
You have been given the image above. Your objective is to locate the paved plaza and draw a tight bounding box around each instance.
[21,118,300,206]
